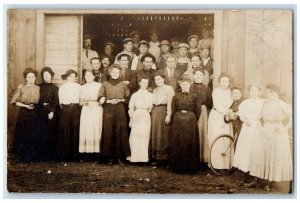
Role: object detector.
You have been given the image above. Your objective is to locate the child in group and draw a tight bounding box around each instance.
[224,86,243,147]
[233,84,264,183]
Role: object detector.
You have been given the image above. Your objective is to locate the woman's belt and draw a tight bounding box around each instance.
[62,103,79,106]
[154,104,167,106]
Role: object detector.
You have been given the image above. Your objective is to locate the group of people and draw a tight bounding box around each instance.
[10,28,292,189]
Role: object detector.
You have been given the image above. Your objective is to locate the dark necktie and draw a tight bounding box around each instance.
[86,50,89,58]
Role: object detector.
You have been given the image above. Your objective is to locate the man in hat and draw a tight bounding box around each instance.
[149,30,160,61]
[130,30,141,56]
[200,47,213,90]
[187,35,200,59]
[176,43,192,75]
[82,34,99,70]
[114,38,136,65]
[117,53,137,94]
[157,40,171,70]
[103,42,115,63]
[198,27,214,58]
[135,53,157,92]
[131,40,156,71]
[170,36,180,58]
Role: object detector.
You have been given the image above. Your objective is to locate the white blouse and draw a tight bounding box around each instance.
[128,89,153,117]
[59,81,82,104]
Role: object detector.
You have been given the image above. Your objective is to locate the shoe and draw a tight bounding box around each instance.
[107,159,114,166]
[117,159,125,166]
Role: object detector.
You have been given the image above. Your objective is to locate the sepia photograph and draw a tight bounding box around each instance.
[5,6,294,196]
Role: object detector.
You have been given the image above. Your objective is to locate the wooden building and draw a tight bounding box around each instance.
[7,9,293,149]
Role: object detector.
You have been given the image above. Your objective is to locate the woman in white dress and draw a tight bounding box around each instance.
[233,85,264,177]
[207,73,233,169]
[127,75,153,163]
[246,84,292,188]
[79,70,103,154]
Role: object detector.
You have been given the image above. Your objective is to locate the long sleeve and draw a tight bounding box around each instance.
[193,94,202,120]
[99,83,106,98]
[51,87,59,112]
[212,89,232,115]
[128,93,136,117]
[124,84,130,99]
[127,70,137,91]
[167,87,175,116]
[10,85,23,104]
[206,86,213,109]
[171,95,177,122]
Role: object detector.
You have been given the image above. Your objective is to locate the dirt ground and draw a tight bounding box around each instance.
[6,160,293,195]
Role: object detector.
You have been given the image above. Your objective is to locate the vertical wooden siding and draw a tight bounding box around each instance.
[45,15,81,86]
[7,9,37,149]
[221,10,293,100]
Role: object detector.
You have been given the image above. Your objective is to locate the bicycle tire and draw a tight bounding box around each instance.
[209,134,235,176]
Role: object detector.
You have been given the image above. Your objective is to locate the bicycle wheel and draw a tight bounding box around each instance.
[209,134,235,175]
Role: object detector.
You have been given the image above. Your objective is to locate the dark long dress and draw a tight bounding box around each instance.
[190,82,212,163]
[169,92,201,172]
[99,79,131,159]
[11,85,40,162]
[38,83,59,160]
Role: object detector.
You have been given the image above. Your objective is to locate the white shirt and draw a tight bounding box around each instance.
[149,41,161,61]
[82,49,98,70]
[59,81,82,104]
[202,57,211,66]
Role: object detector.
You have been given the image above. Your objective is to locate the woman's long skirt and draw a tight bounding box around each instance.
[38,105,59,160]
[13,107,40,162]
[233,121,262,172]
[57,104,81,161]
[150,105,170,160]
[198,105,209,163]
[249,122,293,182]
[79,103,103,153]
[207,109,233,169]
[169,111,200,172]
[128,109,151,162]
[101,103,130,159]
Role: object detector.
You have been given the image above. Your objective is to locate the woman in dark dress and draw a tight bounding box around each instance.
[57,69,82,161]
[99,64,131,165]
[38,67,59,161]
[189,69,212,165]
[10,67,40,162]
[169,74,201,173]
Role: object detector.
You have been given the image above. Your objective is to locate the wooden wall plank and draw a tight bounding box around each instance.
[25,10,37,69]
[212,11,223,88]
[244,10,264,97]
[45,15,81,86]
[280,10,293,102]
[227,10,246,88]
[7,10,33,150]
[221,10,228,73]
[262,10,282,90]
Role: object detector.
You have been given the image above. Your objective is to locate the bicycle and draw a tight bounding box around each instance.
[208,133,239,175]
